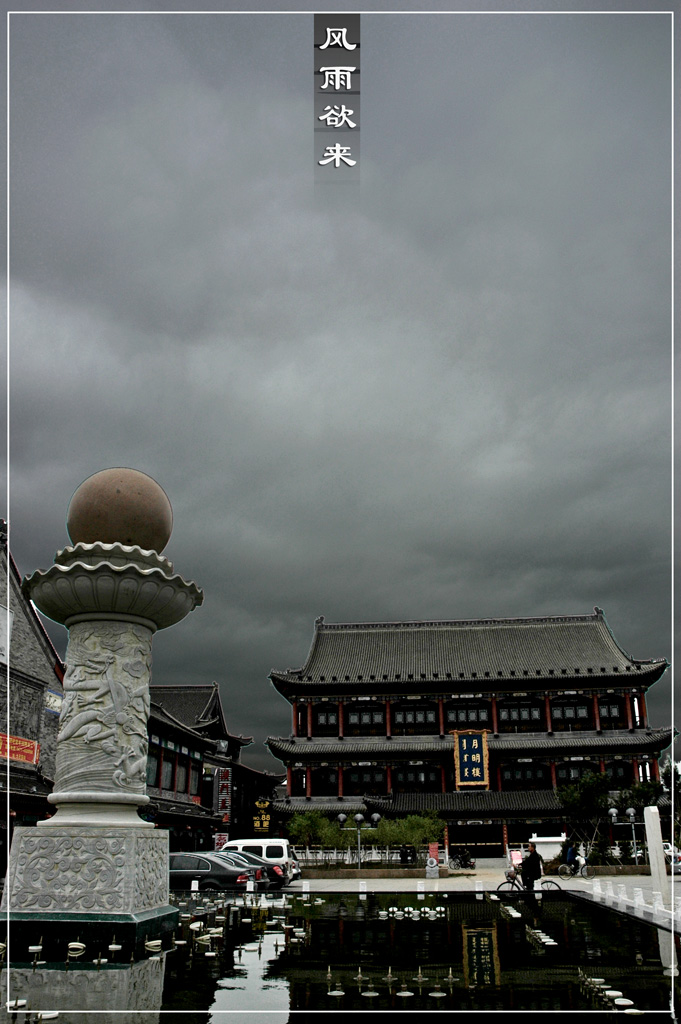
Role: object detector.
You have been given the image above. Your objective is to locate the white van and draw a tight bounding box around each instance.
[219,838,296,883]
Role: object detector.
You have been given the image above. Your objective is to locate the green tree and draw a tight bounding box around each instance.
[286,810,330,847]
[615,779,664,817]
[558,771,612,860]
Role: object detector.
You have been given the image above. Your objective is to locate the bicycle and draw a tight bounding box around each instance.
[448,847,475,870]
[558,860,595,881]
[497,868,561,894]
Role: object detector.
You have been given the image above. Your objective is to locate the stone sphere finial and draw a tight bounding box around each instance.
[66,468,173,552]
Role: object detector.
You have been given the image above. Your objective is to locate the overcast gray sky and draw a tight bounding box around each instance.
[5,3,673,773]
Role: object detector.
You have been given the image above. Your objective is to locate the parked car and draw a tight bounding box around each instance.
[168,852,263,892]
[215,850,283,889]
[290,848,301,882]
[663,842,678,861]
[218,839,297,884]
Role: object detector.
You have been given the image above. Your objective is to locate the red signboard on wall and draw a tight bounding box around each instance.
[217,767,231,824]
[0,733,39,765]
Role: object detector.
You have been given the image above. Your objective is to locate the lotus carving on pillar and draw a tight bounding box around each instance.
[24,542,203,630]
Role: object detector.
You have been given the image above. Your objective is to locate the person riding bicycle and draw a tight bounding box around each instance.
[521,842,544,890]
[566,843,585,876]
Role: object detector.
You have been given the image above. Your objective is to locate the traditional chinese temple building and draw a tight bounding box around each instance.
[266,610,672,854]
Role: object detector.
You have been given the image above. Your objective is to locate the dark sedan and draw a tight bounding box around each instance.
[168,852,264,892]
[215,850,286,890]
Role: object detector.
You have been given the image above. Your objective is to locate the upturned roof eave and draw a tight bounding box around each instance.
[268,662,667,697]
[266,726,674,762]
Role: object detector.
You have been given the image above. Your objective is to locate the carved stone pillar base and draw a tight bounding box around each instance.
[2,826,172,916]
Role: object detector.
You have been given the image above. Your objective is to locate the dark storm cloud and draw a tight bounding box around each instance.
[6,8,672,770]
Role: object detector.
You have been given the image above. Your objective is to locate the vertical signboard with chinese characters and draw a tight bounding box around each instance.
[453,731,489,788]
[315,14,359,181]
[217,766,231,829]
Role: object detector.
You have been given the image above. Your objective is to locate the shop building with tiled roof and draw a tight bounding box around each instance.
[0,521,65,870]
[266,609,671,854]
[149,682,283,844]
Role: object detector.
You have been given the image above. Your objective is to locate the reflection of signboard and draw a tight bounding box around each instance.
[0,733,39,765]
[462,924,499,987]
[214,833,229,850]
[217,767,231,824]
[453,731,489,788]
[253,798,271,834]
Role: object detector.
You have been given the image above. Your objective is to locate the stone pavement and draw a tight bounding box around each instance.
[287,858,680,932]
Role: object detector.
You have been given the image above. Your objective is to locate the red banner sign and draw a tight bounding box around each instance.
[0,733,39,765]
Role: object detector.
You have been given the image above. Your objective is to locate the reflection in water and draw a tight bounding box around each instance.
[3,892,678,1020]
[1,956,165,1023]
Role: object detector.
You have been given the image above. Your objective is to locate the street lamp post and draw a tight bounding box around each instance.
[338,812,381,869]
[626,807,638,863]
[609,806,640,863]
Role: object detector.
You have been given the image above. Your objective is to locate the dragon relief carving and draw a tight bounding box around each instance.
[59,622,152,791]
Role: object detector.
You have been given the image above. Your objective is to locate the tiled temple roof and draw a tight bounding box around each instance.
[273,790,670,819]
[365,790,565,815]
[270,609,667,696]
[266,727,673,763]
[150,682,252,746]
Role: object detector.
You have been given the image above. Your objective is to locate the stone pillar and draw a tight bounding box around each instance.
[2,469,203,952]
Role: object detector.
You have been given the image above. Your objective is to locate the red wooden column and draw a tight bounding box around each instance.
[438,697,445,736]
[287,765,293,795]
[592,694,601,732]
[625,693,634,731]
[337,765,344,797]
[491,696,498,734]
[386,765,392,794]
[637,691,648,727]
[306,767,312,798]
[307,701,313,738]
[441,765,446,793]
[337,700,344,737]
[651,758,660,782]
[385,700,392,737]
[292,701,299,737]
[550,761,557,789]
[632,758,640,783]
[599,758,605,775]
[544,694,552,732]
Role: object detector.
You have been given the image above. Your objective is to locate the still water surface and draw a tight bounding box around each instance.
[160,891,678,1018]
